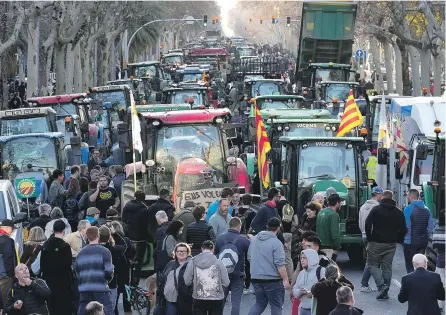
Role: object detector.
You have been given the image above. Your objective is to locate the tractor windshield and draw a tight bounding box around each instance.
[91,90,128,121]
[132,65,157,79]
[182,73,203,82]
[1,117,50,136]
[2,137,57,180]
[171,91,205,105]
[315,68,347,82]
[252,82,282,97]
[155,125,224,190]
[163,56,183,64]
[297,143,356,188]
[413,148,433,186]
[283,124,337,138]
[325,83,351,102]
[257,99,304,110]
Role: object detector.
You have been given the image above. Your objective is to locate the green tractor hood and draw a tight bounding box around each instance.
[312,180,348,199]
[259,108,332,120]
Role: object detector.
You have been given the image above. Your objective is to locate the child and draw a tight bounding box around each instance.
[293,249,325,315]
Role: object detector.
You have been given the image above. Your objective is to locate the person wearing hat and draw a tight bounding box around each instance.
[86,207,100,227]
[366,149,378,181]
[104,208,128,236]
[358,185,384,293]
[316,194,343,261]
[0,219,18,304]
[248,217,291,315]
[172,201,195,242]
[324,187,337,207]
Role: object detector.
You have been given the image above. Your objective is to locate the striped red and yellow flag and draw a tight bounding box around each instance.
[255,103,271,188]
[396,117,409,173]
[337,90,363,137]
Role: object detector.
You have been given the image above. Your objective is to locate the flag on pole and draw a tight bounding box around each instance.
[337,90,363,137]
[255,103,271,189]
[396,117,409,174]
[375,94,389,188]
[130,92,143,153]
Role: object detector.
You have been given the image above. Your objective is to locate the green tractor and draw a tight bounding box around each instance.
[277,136,371,264]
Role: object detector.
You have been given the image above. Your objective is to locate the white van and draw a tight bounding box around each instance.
[0,180,26,255]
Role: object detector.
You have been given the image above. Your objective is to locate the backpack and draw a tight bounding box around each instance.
[217,238,239,274]
[64,198,79,220]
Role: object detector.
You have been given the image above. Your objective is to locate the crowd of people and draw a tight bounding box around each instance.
[0,155,443,315]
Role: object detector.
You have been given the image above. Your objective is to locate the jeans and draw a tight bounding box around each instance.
[110,288,118,310]
[166,301,177,315]
[192,299,224,315]
[248,281,285,315]
[299,305,311,315]
[224,276,245,315]
[367,242,396,289]
[361,238,372,287]
[245,257,251,289]
[403,243,426,273]
[78,291,113,315]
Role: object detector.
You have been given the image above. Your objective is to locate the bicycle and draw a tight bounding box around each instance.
[125,262,152,315]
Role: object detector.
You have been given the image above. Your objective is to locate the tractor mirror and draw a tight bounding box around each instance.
[377,148,388,165]
[416,144,428,160]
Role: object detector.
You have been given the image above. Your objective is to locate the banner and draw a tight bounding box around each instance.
[15,177,37,199]
[180,188,223,208]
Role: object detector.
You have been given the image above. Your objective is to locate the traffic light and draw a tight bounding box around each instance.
[212,17,216,24]
[245,26,247,31]
[260,18,263,24]
[249,18,252,23]
[287,16,291,26]
[203,15,208,26]
[272,16,275,24]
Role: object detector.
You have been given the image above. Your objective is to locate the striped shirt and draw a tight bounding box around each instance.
[74,244,114,292]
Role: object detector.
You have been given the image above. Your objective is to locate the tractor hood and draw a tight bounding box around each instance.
[259,108,332,120]
[177,158,209,175]
[312,180,349,200]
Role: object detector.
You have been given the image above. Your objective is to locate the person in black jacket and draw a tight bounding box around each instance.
[155,211,170,273]
[329,286,363,315]
[122,190,149,285]
[40,220,74,315]
[6,264,51,315]
[149,189,175,221]
[186,206,216,256]
[0,219,18,305]
[398,254,445,315]
[27,204,52,231]
[365,190,407,301]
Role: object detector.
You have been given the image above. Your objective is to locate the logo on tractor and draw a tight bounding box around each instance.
[15,178,37,199]
[315,142,338,147]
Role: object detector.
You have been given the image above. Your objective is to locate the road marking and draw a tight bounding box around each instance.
[392,279,401,288]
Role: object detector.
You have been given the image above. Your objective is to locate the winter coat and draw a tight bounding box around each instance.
[44,218,72,239]
[149,198,175,221]
[183,251,230,300]
[403,200,435,247]
[0,231,18,278]
[329,304,364,315]
[28,215,52,232]
[5,279,51,315]
[187,220,216,256]
[358,199,380,237]
[112,233,136,287]
[365,198,407,243]
[214,229,250,278]
[122,200,149,241]
[312,278,354,315]
[173,210,195,242]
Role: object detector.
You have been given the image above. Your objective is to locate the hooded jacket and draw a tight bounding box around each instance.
[122,200,149,241]
[403,200,435,246]
[293,249,325,309]
[358,199,380,237]
[183,251,230,300]
[248,231,286,281]
[365,198,407,244]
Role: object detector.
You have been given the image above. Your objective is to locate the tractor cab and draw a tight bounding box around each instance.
[106,78,143,103]
[0,107,58,136]
[314,81,359,118]
[162,85,211,108]
[161,52,184,66]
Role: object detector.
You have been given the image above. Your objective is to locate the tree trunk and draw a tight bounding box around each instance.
[18,48,25,83]
[432,54,442,96]
[392,43,403,95]
[65,43,74,94]
[74,42,82,93]
[26,18,39,98]
[99,38,109,86]
[407,46,421,96]
[109,39,116,81]
[38,44,47,97]
[54,42,65,95]
[398,44,411,96]
[420,47,430,94]
[369,37,383,93]
[382,40,394,94]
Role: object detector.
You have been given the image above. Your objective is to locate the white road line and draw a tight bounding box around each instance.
[392,279,401,288]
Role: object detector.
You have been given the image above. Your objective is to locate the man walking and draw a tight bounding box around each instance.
[173,201,195,242]
[0,219,18,304]
[316,193,343,260]
[187,206,216,256]
[28,203,52,231]
[248,218,290,315]
[40,219,74,315]
[365,190,407,300]
[403,189,435,273]
[49,169,65,209]
[209,199,232,237]
[184,240,230,315]
[64,220,91,259]
[250,188,281,235]
[329,286,364,315]
[358,186,383,292]
[206,187,235,221]
[398,254,445,315]
[215,217,251,315]
[89,175,120,222]
[75,226,114,315]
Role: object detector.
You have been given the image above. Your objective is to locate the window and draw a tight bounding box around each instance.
[251,82,282,97]
[257,99,304,110]
[413,149,433,186]
[1,117,50,136]
[91,90,128,121]
[324,84,351,102]
[0,194,7,220]
[315,68,346,82]
[6,188,17,216]
[132,65,157,78]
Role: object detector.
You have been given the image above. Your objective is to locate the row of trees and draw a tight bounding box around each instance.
[0,1,218,104]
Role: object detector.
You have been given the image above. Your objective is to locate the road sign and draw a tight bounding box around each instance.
[355,49,367,63]
[15,177,37,199]
[185,16,195,25]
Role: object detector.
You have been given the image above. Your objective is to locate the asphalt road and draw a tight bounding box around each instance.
[119,245,410,315]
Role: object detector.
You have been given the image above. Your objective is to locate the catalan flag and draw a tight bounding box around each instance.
[337,90,363,137]
[255,103,271,188]
[396,117,409,173]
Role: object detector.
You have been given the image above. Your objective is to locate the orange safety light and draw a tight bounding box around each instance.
[64,116,72,123]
